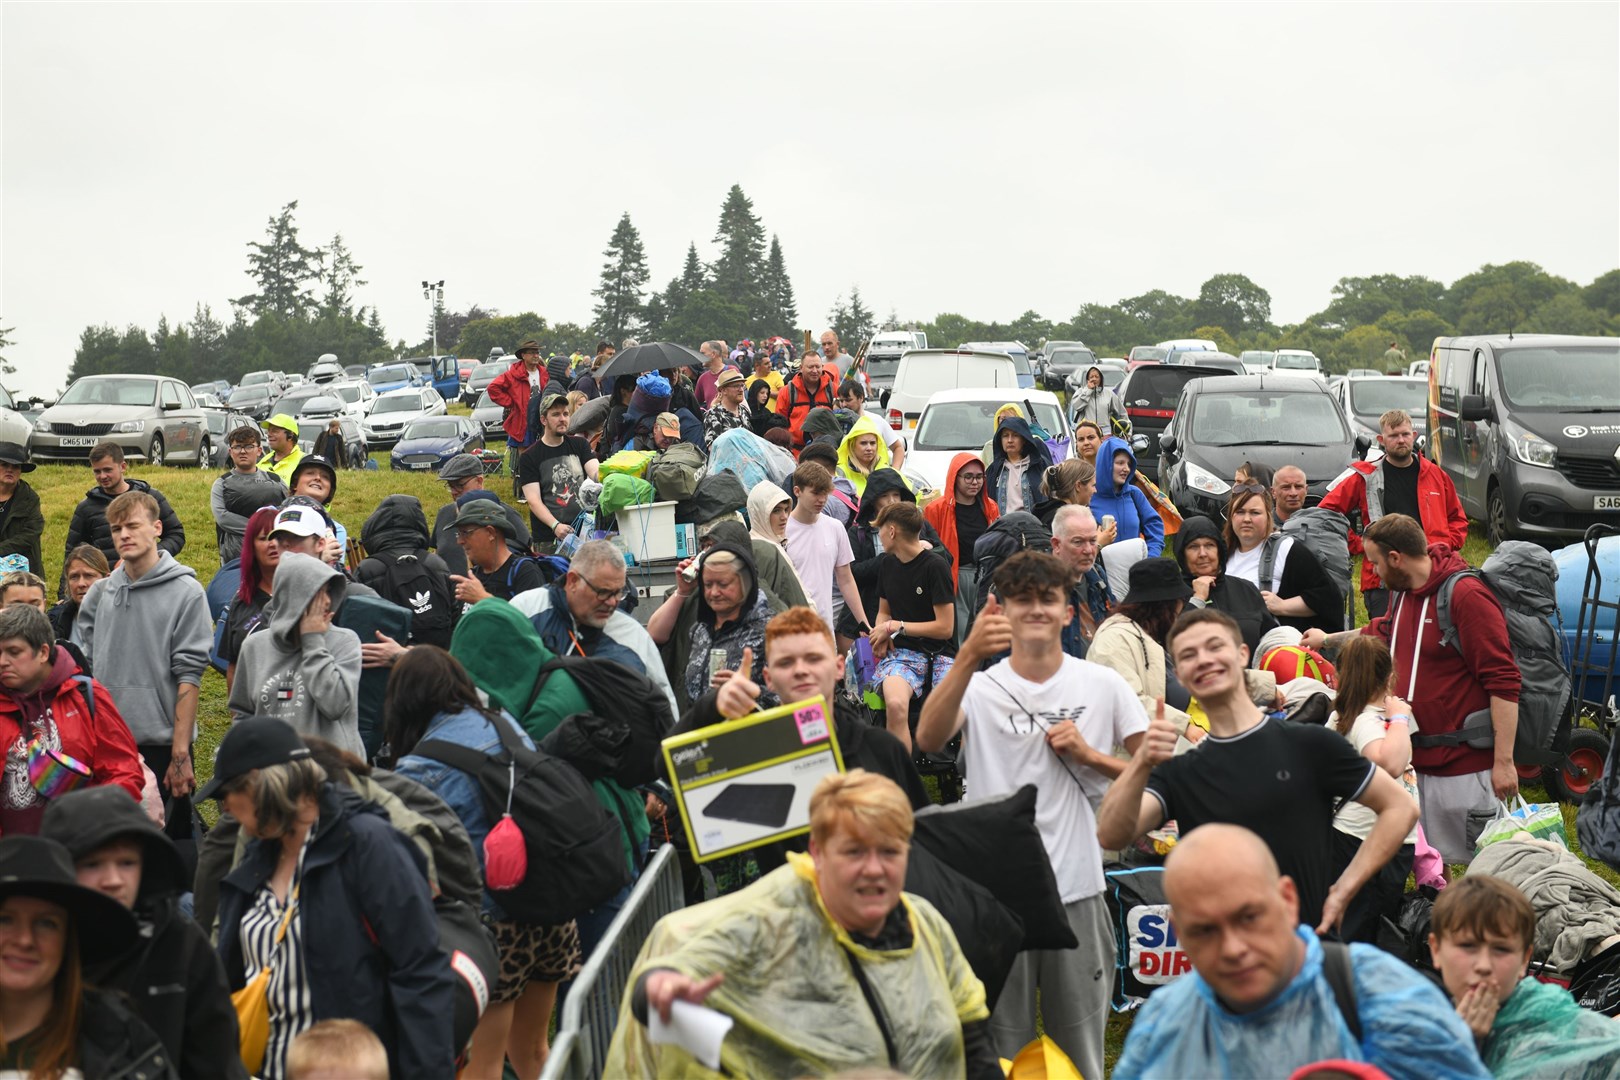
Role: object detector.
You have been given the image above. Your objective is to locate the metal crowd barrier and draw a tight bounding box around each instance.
[541,844,685,1080]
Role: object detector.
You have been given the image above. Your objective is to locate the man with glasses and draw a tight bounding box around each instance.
[429,454,530,577]
[1050,505,1114,656]
[448,499,543,603]
[510,539,677,713]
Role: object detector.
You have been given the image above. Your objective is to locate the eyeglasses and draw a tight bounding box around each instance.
[573,571,622,603]
[958,473,986,484]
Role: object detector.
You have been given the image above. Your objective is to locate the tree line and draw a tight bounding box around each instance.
[42,187,1620,393]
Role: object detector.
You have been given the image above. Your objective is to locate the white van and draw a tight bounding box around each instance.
[884,349,1020,431]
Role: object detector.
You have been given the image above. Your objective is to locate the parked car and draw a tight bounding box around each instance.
[960,341,1035,389]
[323,379,376,421]
[1157,338,1221,353]
[1128,345,1168,365]
[460,361,507,406]
[390,415,485,472]
[228,383,275,421]
[1114,363,1242,481]
[1333,375,1430,451]
[194,392,224,409]
[904,388,1070,494]
[1407,359,1431,378]
[1428,333,1620,544]
[363,386,446,449]
[268,384,329,418]
[471,390,504,440]
[861,332,918,396]
[1038,340,1086,364]
[884,349,1021,432]
[202,409,258,468]
[1345,368,1383,379]
[343,364,367,379]
[367,362,425,396]
[0,385,35,447]
[1172,351,1246,374]
[294,416,368,467]
[31,374,208,467]
[1158,374,1355,520]
[1239,350,1275,374]
[457,357,478,382]
[1042,346,1098,392]
[307,356,345,384]
[191,379,232,402]
[237,370,287,400]
[402,355,461,401]
[285,374,306,388]
[1269,349,1326,381]
[296,395,347,419]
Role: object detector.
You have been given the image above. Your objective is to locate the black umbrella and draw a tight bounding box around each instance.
[596,341,706,381]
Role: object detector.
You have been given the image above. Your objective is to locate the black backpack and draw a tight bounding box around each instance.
[414,715,629,925]
[973,512,1054,613]
[533,656,671,788]
[368,550,455,648]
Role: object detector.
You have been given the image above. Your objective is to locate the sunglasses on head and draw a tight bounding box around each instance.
[1231,483,1267,495]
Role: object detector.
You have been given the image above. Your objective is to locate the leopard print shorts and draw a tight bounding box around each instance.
[480,914,583,1003]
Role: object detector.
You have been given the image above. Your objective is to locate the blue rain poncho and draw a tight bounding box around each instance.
[1114,927,1490,1080]
[1483,976,1620,1079]
[604,852,988,1078]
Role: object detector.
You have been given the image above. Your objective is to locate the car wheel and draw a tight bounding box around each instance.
[195,436,211,469]
[148,434,165,467]
[1486,482,1511,547]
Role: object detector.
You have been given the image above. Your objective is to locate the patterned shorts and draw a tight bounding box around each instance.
[874,648,954,696]
[479,914,582,1002]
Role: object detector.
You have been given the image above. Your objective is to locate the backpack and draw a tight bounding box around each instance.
[1418,542,1570,764]
[675,470,748,525]
[1259,508,1353,625]
[973,513,1053,613]
[368,550,455,649]
[532,655,671,788]
[414,715,629,924]
[646,442,706,503]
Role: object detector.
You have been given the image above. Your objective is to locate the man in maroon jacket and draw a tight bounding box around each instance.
[1305,514,1519,867]
[485,339,549,487]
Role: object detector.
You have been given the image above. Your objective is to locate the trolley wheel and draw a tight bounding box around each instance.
[1545,727,1609,804]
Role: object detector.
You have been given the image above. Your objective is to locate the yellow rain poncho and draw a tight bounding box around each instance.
[605,852,988,1078]
[836,413,896,500]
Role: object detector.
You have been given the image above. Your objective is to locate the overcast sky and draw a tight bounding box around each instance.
[4,2,1616,397]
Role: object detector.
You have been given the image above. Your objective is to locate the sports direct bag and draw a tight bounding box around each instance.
[1104,864,1190,1010]
[415,717,629,924]
[368,550,455,649]
[647,442,706,503]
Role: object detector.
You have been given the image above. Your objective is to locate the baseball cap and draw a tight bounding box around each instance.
[453,499,516,539]
[439,454,483,483]
[196,719,312,801]
[654,412,682,438]
[537,391,568,413]
[716,369,746,389]
[263,413,300,435]
[269,504,326,539]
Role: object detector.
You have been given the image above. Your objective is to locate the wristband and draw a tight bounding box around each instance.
[1386,714,1412,727]
[551,521,563,533]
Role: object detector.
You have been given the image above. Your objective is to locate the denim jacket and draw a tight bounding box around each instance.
[394,705,534,917]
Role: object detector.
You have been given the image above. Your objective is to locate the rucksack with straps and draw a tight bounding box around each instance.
[1413,542,1570,764]
[532,655,671,788]
[1258,508,1353,622]
[646,442,706,503]
[413,713,629,924]
[973,512,1053,613]
[367,550,455,649]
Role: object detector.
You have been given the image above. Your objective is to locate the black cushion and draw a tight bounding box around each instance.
[904,843,1024,1009]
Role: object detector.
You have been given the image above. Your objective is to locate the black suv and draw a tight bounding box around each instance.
[1114,364,1240,481]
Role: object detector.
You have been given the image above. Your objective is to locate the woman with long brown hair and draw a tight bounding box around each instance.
[1221,486,1342,633]
[1327,636,1420,943]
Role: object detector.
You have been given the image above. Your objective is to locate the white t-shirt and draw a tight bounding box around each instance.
[1227,535,1292,594]
[959,655,1150,902]
[1331,705,1421,844]
[784,513,854,630]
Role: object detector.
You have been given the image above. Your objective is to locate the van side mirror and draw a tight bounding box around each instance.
[1158,433,1178,454]
[1459,395,1492,422]
[1353,433,1372,457]
[1131,433,1150,455]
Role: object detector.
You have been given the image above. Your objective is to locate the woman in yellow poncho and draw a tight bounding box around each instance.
[836,412,902,501]
[606,770,995,1078]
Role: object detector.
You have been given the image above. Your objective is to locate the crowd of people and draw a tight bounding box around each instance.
[0,333,1610,1080]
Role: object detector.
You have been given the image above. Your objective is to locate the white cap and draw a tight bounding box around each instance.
[270,505,326,539]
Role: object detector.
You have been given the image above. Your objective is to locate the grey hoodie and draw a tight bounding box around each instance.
[77,551,212,746]
[226,552,363,756]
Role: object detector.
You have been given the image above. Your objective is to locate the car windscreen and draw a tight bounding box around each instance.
[864,357,900,377]
[1132,347,1168,362]
[240,372,271,386]
[369,366,413,383]
[331,385,361,403]
[1120,368,1226,410]
[476,391,496,408]
[1009,352,1032,375]
[1496,346,1620,409]
[372,396,420,414]
[1272,354,1317,370]
[473,364,505,379]
[404,419,460,440]
[232,386,269,402]
[1347,379,1428,419]
[1049,349,1095,368]
[299,398,343,415]
[58,378,157,407]
[1190,391,1348,446]
[914,401,1065,451]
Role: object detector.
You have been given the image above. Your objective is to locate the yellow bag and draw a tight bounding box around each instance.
[599,449,657,480]
[233,883,299,1075]
[1133,471,1183,537]
[1000,1034,1085,1079]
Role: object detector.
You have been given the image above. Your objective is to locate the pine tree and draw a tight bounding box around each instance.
[0,322,14,377]
[590,212,651,344]
[710,185,768,324]
[761,235,799,333]
[679,242,707,295]
[829,285,876,349]
[321,233,367,317]
[233,201,324,320]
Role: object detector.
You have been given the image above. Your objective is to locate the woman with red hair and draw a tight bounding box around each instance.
[221,505,282,692]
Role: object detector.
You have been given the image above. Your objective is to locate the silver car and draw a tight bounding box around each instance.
[31,374,208,466]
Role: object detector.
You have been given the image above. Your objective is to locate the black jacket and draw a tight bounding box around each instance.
[1172,515,1278,658]
[216,784,456,1078]
[357,493,454,587]
[844,468,948,636]
[61,478,185,591]
[39,785,243,1080]
[0,479,44,577]
[430,497,532,579]
[79,987,179,1080]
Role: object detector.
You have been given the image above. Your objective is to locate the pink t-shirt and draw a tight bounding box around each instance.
[784,513,854,630]
[695,365,736,409]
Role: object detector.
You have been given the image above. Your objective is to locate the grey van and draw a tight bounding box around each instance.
[1428,333,1620,545]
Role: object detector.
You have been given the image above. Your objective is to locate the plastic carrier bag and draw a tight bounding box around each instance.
[1475,796,1568,854]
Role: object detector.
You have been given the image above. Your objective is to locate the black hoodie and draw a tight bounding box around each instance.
[843,469,948,636]
[60,477,185,595]
[1172,514,1278,657]
[41,786,246,1080]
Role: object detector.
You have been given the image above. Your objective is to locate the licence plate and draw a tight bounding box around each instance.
[60,437,97,448]
[1597,496,1620,511]
[409,462,430,470]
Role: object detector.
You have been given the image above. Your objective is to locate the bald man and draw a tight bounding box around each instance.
[1272,465,1309,524]
[1113,824,1488,1079]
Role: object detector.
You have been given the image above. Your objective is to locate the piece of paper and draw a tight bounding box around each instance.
[648,997,734,1070]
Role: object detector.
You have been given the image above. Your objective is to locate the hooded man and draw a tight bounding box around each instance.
[983,414,1054,518]
[42,785,247,1080]
[1173,513,1278,658]
[1088,434,1165,557]
[0,442,44,578]
[356,494,457,649]
[226,551,363,757]
[737,488,811,610]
